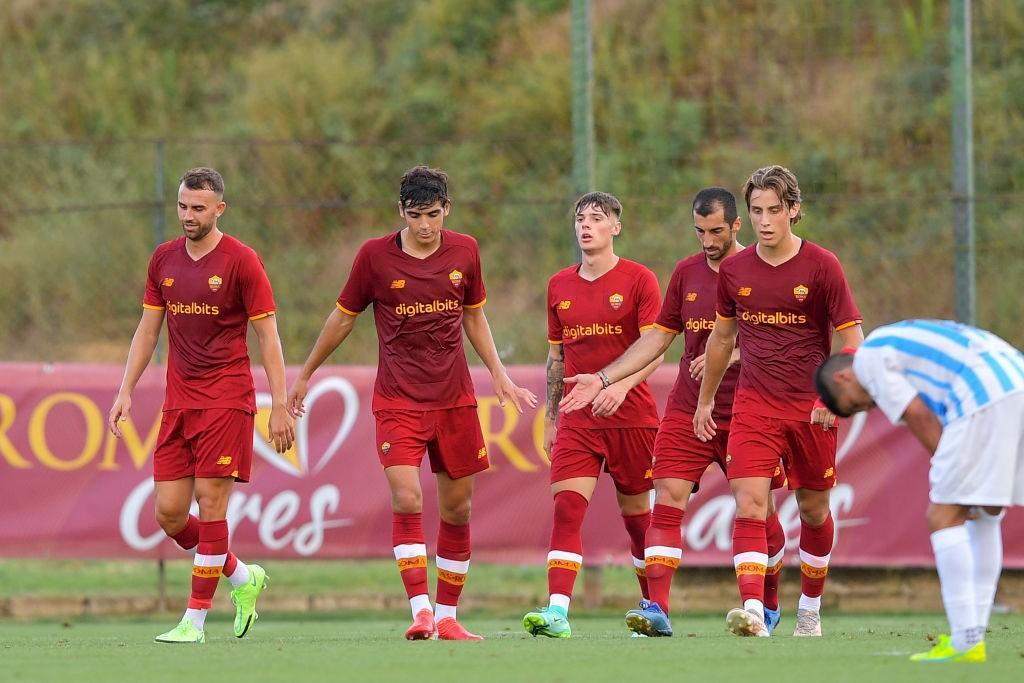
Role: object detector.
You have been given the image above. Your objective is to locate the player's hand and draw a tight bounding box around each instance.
[559,374,602,413]
[693,402,717,442]
[268,404,295,453]
[592,384,628,417]
[543,417,557,458]
[286,378,309,418]
[688,353,707,381]
[107,393,132,438]
[810,403,837,431]
[494,371,538,414]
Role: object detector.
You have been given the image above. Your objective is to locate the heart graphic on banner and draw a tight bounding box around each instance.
[253,376,360,477]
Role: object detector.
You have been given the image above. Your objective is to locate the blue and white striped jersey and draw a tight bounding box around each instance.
[853,319,1024,426]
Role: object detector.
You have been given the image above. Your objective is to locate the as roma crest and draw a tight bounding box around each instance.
[609,293,624,311]
[793,284,809,302]
[208,275,223,292]
[449,269,463,286]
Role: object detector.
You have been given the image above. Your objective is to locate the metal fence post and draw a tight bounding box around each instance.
[950,0,976,324]
[570,0,594,258]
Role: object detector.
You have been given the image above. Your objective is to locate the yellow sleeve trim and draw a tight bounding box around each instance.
[336,302,360,317]
[834,319,862,332]
[653,323,681,335]
[639,324,655,332]
[548,339,563,345]
[142,304,165,311]
[249,311,275,321]
[464,298,487,309]
[716,312,735,320]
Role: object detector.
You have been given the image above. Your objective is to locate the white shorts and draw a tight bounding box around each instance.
[930,391,1024,506]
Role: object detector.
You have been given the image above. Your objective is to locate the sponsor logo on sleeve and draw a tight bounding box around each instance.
[609,293,624,310]
[793,284,809,302]
[449,269,463,286]
[208,275,223,292]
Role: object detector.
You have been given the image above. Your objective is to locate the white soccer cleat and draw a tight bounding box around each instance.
[726,607,770,638]
[792,608,822,637]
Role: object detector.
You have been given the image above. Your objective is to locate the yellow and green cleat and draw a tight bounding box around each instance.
[910,634,986,663]
[154,616,205,644]
[230,564,268,638]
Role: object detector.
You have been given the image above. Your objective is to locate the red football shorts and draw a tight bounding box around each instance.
[726,411,837,491]
[653,411,786,492]
[374,406,488,480]
[550,426,657,495]
[153,408,254,482]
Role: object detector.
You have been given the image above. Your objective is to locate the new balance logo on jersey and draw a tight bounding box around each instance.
[390,279,406,289]
[562,322,624,340]
[686,292,697,301]
[685,318,715,332]
[395,299,461,317]
[740,311,807,325]
[167,301,220,316]
[738,287,752,296]
[162,277,175,287]
[558,300,572,310]
[216,456,232,466]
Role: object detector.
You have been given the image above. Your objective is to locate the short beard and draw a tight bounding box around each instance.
[183,221,214,241]
[708,237,734,261]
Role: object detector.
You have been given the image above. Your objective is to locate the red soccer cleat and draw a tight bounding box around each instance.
[436,616,483,641]
[405,609,436,640]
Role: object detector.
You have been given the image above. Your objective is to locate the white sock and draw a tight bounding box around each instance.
[225,558,251,588]
[799,594,821,612]
[548,593,571,614]
[743,599,764,620]
[409,593,433,618]
[931,525,980,652]
[965,508,1004,631]
[184,607,207,631]
[435,603,457,621]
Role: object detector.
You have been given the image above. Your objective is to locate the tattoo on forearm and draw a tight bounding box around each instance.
[546,349,565,420]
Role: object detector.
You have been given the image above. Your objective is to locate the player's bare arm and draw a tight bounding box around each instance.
[287,307,358,417]
[543,343,565,457]
[560,327,674,413]
[462,305,538,414]
[811,323,866,430]
[592,353,664,418]
[251,313,296,454]
[693,316,738,441]
[900,395,943,456]
[108,307,165,438]
[689,346,740,381]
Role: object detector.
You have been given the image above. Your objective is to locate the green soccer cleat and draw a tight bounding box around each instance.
[230,564,268,638]
[910,634,986,663]
[154,616,205,644]
[523,607,572,638]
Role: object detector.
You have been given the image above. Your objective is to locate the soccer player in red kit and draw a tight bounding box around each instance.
[108,167,294,644]
[521,192,663,639]
[694,165,864,637]
[286,166,536,641]
[559,188,788,637]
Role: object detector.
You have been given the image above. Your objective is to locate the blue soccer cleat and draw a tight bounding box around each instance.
[624,599,673,637]
[763,606,781,634]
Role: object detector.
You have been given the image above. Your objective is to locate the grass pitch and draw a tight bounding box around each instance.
[3,612,1022,683]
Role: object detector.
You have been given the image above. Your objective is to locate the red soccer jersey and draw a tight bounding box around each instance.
[337,229,486,413]
[547,258,661,429]
[654,252,740,424]
[143,234,276,413]
[717,240,861,420]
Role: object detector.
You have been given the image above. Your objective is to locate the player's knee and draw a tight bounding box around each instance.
[654,480,689,508]
[925,504,968,532]
[439,499,471,525]
[798,505,829,527]
[733,490,767,519]
[391,488,423,514]
[154,508,188,536]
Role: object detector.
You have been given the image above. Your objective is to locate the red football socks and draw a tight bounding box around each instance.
[733,517,768,609]
[435,520,471,616]
[799,513,834,602]
[644,504,684,613]
[622,510,652,599]
[188,519,228,610]
[392,512,429,605]
[547,491,588,605]
[764,511,786,611]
